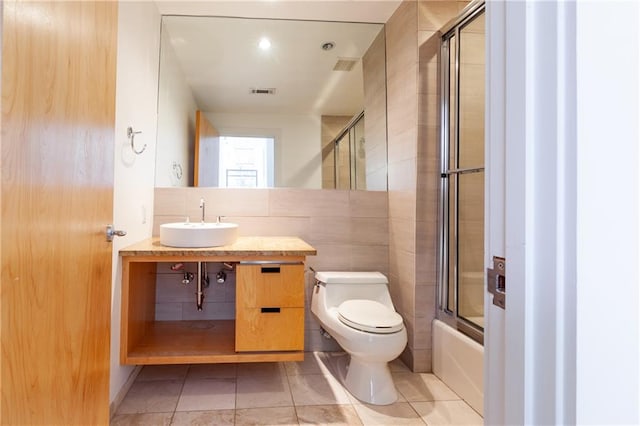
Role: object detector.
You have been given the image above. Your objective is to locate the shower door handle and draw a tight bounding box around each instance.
[487,256,506,309]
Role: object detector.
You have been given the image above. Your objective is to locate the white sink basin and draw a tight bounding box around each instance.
[159,222,239,248]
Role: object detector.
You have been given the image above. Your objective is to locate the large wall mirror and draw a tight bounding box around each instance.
[154,15,388,190]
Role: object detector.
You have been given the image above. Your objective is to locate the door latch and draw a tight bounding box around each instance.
[487,256,506,309]
[106,224,127,242]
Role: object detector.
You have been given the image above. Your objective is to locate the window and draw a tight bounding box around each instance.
[218,136,274,188]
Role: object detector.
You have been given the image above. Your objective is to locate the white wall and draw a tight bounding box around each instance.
[155,27,198,187]
[207,112,322,188]
[111,1,161,406]
[575,1,639,423]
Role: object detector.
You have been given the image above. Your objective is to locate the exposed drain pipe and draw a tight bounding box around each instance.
[196,262,205,310]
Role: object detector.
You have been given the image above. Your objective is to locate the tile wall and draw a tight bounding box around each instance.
[363,29,388,191]
[386,0,469,371]
[153,187,389,352]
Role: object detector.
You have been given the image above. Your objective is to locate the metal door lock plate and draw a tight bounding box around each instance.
[487,256,506,309]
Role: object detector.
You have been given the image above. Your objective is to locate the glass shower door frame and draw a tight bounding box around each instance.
[437,1,485,345]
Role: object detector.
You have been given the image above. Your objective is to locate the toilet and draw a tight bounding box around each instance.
[310,271,407,405]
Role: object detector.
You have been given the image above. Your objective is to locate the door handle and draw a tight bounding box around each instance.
[106,224,127,242]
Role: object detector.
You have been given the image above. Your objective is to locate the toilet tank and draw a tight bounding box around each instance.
[314,271,395,309]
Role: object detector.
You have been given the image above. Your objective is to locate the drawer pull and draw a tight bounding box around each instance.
[261,307,281,313]
[261,266,281,274]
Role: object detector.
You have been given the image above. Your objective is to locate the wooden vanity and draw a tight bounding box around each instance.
[119,236,316,365]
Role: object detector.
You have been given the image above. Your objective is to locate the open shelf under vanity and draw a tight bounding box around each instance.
[124,320,303,365]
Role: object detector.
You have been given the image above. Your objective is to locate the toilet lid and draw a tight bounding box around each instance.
[337,300,404,334]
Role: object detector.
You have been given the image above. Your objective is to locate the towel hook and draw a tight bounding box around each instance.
[127,126,146,155]
[172,161,183,180]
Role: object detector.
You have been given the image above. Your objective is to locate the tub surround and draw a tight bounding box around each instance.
[119,236,316,365]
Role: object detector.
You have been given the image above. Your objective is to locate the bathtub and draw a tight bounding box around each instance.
[432,319,484,415]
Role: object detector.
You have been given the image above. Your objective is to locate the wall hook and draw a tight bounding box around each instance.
[127,126,146,155]
[172,161,183,180]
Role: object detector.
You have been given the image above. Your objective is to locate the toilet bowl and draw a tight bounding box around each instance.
[310,271,407,405]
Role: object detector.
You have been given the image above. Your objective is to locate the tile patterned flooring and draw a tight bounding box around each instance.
[111,352,483,425]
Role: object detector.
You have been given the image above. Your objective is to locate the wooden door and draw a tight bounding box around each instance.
[1,2,117,424]
[194,110,219,186]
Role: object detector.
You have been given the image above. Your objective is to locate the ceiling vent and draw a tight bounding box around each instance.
[333,58,359,72]
[250,88,276,95]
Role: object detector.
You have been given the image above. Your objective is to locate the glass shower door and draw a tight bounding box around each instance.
[439,5,485,342]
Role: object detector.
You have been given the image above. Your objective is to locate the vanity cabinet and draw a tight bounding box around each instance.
[235,263,305,352]
[119,237,315,365]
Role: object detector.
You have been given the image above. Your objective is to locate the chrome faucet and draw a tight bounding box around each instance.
[199,198,205,223]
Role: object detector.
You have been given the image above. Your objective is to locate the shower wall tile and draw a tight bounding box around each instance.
[415,285,438,320]
[389,217,417,256]
[418,1,461,31]
[388,158,418,192]
[418,30,439,52]
[418,37,440,95]
[389,191,417,221]
[386,1,418,74]
[416,221,439,283]
[405,314,432,350]
[411,349,433,373]
[387,124,418,164]
[418,94,440,127]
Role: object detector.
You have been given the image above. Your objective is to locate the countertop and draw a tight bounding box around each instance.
[119,236,317,258]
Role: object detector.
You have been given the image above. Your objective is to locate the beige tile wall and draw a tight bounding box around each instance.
[363,29,388,191]
[153,187,389,352]
[386,0,468,372]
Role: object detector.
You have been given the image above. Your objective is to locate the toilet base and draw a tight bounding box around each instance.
[342,355,398,405]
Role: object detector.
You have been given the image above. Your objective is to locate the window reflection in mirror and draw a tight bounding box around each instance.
[154,15,388,190]
[219,136,275,188]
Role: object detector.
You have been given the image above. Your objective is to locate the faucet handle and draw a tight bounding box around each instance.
[216,215,225,224]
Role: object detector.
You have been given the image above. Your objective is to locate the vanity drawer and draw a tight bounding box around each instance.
[235,307,304,352]
[236,263,304,308]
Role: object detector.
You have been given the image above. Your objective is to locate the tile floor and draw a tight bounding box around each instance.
[111,352,483,425]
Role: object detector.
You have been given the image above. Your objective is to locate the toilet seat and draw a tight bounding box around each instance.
[338,299,404,334]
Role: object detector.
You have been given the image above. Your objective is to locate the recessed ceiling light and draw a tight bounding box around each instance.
[321,41,335,51]
[258,37,272,50]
